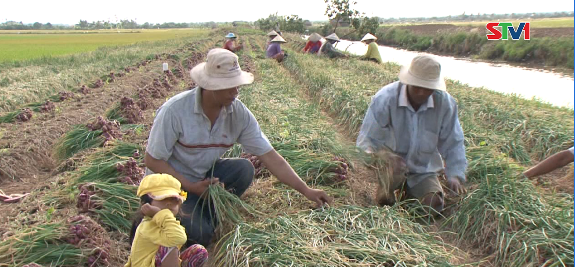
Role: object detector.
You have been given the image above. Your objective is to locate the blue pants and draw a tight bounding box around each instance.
[180,158,254,246]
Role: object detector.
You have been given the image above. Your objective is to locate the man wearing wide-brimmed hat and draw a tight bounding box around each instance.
[302,33,323,54]
[266,35,287,62]
[320,33,346,58]
[356,55,467,214]
[223,32,242,53]
[360,33,382,64]
[145,48,332,246]
[267,30,278,41]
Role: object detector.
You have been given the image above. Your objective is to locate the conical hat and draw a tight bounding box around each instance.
[308,33,322,42]
[361,33,377,41]
[325,33,340,41]
[270,35,286,43]
[267,30,278,37]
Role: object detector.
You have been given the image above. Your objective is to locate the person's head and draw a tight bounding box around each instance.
[190,48,254,106]
[270,35,286,44]
[361,33,377,44]
[137,173,187,216]
[325,33,340,44]
[267,30,278,40]
[130,174,187,244]
[398,55,446,107]
[308,33,322,43]
[225,32,237,40]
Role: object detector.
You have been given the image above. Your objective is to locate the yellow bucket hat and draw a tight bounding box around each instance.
[137,174,187,202]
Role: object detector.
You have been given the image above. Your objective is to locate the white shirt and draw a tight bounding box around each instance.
[146,87,273,182]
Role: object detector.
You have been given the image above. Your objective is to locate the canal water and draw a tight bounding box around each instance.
[332,40,574,109]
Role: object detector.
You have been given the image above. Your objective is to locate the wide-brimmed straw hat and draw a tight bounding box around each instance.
[325,33,340,41]
[398,55,446,91]
[137,174,187,203]
[225,33,237,39]
[361,33,377,42]
[191,48,254,90]
[308,33,322,42]
[270,35,286,43]
[267,30,278,37]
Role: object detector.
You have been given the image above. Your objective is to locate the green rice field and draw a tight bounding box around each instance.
[0,29,209,62]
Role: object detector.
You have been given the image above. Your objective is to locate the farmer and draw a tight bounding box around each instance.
[267,30,278,43]
[266,35,287,63]
[223,33,242,53]
[144,48,332,246]
[302,33,322,54]
[360,33,382,64]
[523,147,574,178]
[356,55,467,214]
[320,33,346,58]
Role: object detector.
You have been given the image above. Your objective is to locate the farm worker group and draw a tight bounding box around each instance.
[128,48,331,266]
[225,31,382,63]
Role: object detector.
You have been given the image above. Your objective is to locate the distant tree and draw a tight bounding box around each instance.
[255,13,280,31]
[44,22,53,29]
[280,15,305,33]
[352,16,379,36]
[324,0,362,32]
[32,22,42,29]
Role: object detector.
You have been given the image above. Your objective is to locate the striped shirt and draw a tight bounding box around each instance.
[146,87,273,182]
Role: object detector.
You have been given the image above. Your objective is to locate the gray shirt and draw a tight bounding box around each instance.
[356,82,467,186]
[146,87,273,182]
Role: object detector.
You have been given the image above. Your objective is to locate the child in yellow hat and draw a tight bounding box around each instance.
[125,173,208,267]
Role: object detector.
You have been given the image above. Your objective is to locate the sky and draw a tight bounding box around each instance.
[2,0,573,25]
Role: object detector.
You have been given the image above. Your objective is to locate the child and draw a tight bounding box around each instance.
[125,173,208,267]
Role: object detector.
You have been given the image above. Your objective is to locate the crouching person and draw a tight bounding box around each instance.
[266,35,287,62]
[144,48,332,247]
[356,55,467,215]
[126,174,208,267]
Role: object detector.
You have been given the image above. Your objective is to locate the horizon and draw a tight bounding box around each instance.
[2,0,573,25]
[3,11,573,26]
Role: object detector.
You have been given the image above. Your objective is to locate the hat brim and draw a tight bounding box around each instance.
[361,37,377,41]
[308,34,322,42]
[147,190,186,203]
[398,65,446,91]
[191,62,254,91]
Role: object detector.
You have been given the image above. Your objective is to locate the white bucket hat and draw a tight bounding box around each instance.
[267,30,278,37]
[325,33,340,41]
[190,48,254,91]
[270,35,286,43]
[398,55,446,91]
[308,33,322,42]
[361,33,377,42]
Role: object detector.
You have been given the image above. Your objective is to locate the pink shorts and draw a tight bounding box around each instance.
[154,244,208,267]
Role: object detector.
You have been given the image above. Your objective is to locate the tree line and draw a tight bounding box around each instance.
[0,20,235,30]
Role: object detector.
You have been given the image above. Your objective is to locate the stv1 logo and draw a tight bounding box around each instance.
[486,22,530,40]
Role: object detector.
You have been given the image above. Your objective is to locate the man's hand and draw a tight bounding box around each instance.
[303,188,333,208]
[141,203,161,217]
[188,178,221,199]
[447,176,466,195]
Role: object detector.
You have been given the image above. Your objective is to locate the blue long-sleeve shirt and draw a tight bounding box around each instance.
[356,81,467,186]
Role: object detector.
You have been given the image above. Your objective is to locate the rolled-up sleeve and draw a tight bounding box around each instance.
[356,95,389,153]
[437,98,467,181]
[151,209,187,247]
[146,107,181,161]
[238,108,273,156]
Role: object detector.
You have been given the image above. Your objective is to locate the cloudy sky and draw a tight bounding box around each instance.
[2,0,573,25]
